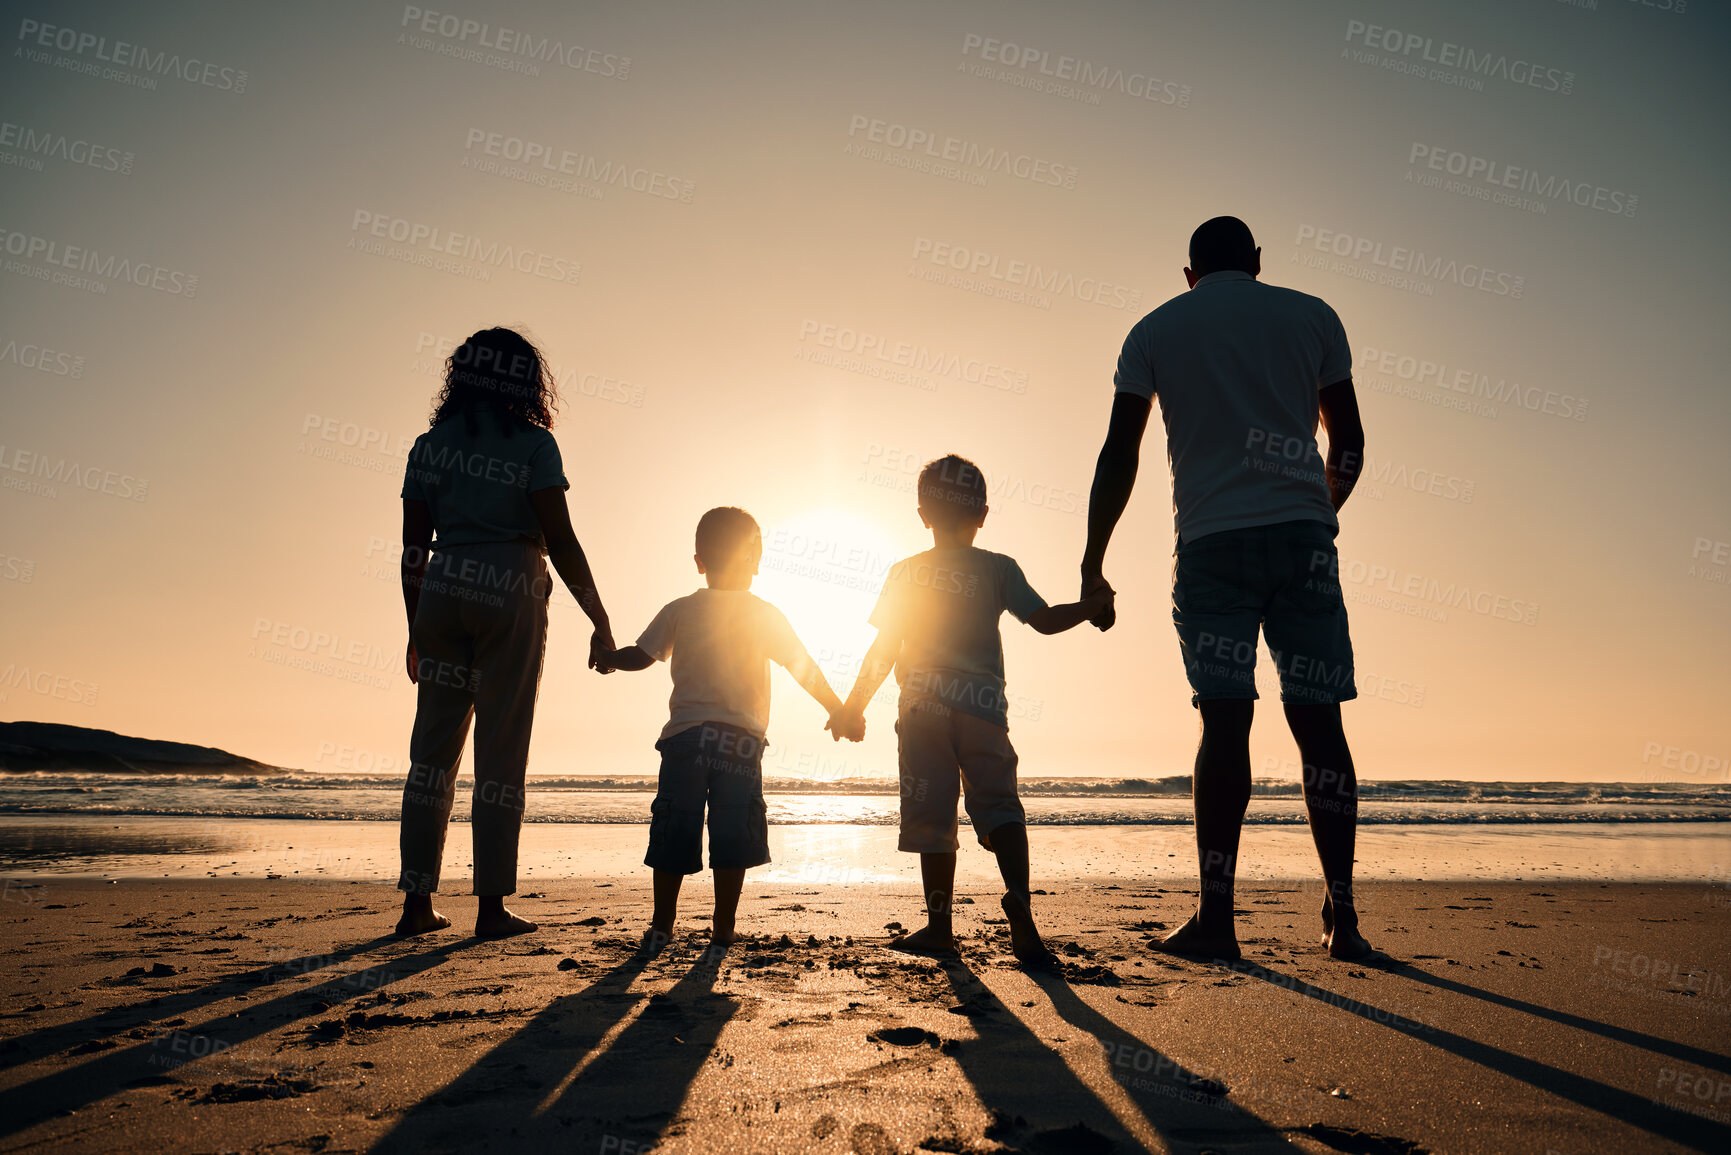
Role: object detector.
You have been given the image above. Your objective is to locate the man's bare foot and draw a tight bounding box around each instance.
[475,907,538,939]
[1001,893,1060,971]
[889,925,959,958]
[1157,914,1241,961]
[395,904,452,937]
[1323,919,1400,964]
[1319,893,1354,947]
[711,924,738,946]
[638,926,673,957]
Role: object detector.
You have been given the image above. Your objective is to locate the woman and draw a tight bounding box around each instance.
[395,327,613,938]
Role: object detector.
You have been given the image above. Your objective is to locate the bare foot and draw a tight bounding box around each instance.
[1324,919,1400,964]
[475,907,538,939]
[395,905,452,937]
[711,924,738,947]
[1157,914,1241,961]
[1001,893,1060,971]
[889,925,959,958]
[638,926,673,957]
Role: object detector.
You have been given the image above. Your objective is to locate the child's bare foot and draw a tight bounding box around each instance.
[639,926,673,957]
[395,903,452,937]
[889,925,959,958]
[1157,913,1241,961]
[1000,893,1060,971]
[475,907,538,939]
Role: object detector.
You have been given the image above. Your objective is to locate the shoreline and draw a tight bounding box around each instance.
[4,816,1730,889]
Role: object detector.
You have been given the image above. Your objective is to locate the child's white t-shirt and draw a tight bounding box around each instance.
[637,588,809,741]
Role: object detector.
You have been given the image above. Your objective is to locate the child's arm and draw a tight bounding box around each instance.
[842,628,902,717]
[596,600,677,675]
[1026,586,1115,635]
[595,645,655,673]
[780,648,846,718]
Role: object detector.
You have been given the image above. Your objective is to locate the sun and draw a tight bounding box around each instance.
[751,507,908,689]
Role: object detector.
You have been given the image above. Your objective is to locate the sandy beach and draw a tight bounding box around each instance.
[2,876,1726,1154]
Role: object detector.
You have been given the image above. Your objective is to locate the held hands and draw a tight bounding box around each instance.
[1081,571,1116,631]
[588,626,617,674]
[826,706,866,743]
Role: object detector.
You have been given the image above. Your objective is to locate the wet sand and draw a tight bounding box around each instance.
[1,877,1727,1154]
[3,816,1727,886]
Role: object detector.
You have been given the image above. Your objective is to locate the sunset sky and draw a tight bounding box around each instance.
[4,0,1727,785]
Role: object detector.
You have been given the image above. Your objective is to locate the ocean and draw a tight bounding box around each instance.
[3,772,1727,826]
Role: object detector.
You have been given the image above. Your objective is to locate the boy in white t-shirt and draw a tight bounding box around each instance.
[596,507,854,952]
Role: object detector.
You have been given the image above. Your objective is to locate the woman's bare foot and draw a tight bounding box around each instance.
[1158,913,1241,961]
[639,926,673,957]
[889,924,959,958]
[1000,893,1060,971]
[710,923,738,947]
[475,906,538,939]
[396,896,452,937]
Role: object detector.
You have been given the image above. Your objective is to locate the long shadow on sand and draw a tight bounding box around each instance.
[1029,968,1302,1151]
[0,934,404,1069]
[1392,966,1731,1073]
[936,959,1296,1153]
[1234,961,1731,1153]
[0,935,457,1138]
[372,946,736,1153]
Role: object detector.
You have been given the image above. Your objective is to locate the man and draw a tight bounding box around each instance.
[1081,215,1387,963]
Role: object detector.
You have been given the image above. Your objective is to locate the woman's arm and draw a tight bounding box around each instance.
[401,499,435,683]
[529,486,616,666]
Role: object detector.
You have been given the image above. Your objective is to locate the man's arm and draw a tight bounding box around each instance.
[1080,392,1152,628]
[401,499,434,683]
[1317,378,1365,513]
[529,486,615,668]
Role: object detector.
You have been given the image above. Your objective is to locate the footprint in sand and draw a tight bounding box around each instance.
[849,1122,898,1155]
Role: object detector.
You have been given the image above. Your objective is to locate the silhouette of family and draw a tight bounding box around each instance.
[392,216,1387,966]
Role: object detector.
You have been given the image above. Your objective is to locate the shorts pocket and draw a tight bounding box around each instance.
[1174,542,1256,615]
[1280,537,1347,617]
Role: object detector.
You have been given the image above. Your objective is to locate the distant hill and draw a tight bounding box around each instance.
[0,721,284,775]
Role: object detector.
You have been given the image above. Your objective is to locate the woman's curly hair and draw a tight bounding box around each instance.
[430,327,559,434]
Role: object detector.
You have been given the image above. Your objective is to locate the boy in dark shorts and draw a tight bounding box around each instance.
[837,456,1113,967]
[596,507,854,952]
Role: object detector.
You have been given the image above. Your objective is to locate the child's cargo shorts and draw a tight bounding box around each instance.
[644,721,772,875]
[895,695,1025,854]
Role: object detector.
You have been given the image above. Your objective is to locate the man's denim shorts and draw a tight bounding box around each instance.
[644,722,771,875]
[1171,519,1356,708]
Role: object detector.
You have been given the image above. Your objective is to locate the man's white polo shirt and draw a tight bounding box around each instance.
[1114,270,1352,543]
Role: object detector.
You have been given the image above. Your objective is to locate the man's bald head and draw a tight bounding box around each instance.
[1188,216,1259,278]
